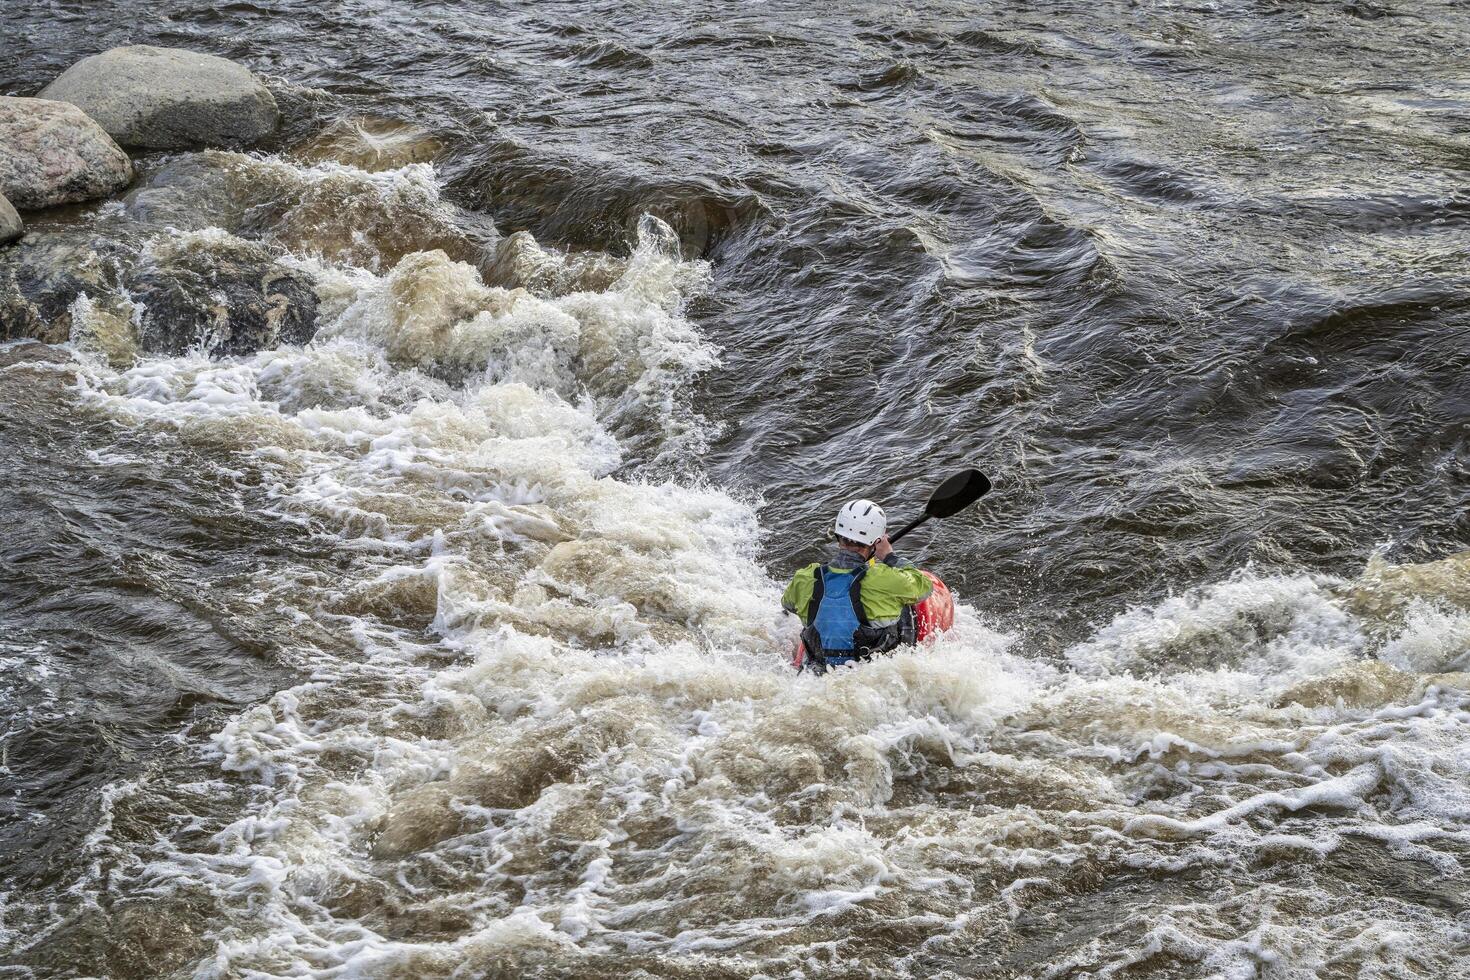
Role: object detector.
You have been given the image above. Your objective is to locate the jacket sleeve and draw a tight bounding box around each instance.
[781,564,818,622]
[869,560,933,605]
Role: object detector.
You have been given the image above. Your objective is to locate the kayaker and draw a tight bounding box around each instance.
[781,499,934,673]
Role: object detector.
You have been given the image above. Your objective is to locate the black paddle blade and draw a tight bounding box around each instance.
[924,469,991,519]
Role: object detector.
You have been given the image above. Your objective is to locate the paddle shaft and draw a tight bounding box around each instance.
[887,513,930,546]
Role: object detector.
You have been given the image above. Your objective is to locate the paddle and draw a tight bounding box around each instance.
[887,468,992,545]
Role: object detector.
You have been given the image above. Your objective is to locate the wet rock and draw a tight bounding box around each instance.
[127,233,318,356]
[67,291,143,369]
[39,45,279,150]
[0,194,21,244]
[120,152,265,231]
[0,229,115,344]
[0,228,319,357]
[0,97,134,209]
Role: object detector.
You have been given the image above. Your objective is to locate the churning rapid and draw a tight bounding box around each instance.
[3,1,1470,977]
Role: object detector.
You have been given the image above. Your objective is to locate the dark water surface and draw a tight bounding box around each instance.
[2,1,1469,977]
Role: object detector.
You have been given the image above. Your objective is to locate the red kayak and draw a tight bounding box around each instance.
[791,570,954,670]
[912,570,955,641]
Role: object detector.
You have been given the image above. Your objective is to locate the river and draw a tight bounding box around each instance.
[1,1,1469,976]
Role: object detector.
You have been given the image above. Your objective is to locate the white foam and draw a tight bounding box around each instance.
[1379,600,1470,673]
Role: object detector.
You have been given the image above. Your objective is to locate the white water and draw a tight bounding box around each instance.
[26,153,1470,978]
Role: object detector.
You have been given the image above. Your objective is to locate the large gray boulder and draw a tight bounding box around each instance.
[0,194,21,245]
[0,97,134,210]
[39,46,279,150]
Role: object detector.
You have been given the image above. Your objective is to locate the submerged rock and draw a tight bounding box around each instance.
[0,97,134,209]
[1272,660,1418,709]
[0,230,113,344]
[292,116,445,172]
[0,194,21,245]
[128,232,318,356]
[0,228,319,356]
[121,150,480,271]
[39,46,279,150]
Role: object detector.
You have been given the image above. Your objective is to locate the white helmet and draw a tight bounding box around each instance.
[834,499,886,545]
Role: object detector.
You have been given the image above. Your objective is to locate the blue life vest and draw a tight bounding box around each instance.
[811,566,865,653]
[799,561,918,674]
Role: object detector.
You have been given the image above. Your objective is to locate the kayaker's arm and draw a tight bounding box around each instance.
[867,560,933,605]
[781,564,818,621]
[866,535,931,601]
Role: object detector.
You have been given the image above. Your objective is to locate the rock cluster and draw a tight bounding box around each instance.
[0,45,279,226]
[1,45,314,359]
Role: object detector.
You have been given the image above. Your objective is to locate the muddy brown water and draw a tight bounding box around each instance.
[1,1,1469,977]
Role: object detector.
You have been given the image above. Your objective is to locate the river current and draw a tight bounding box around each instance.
[2,1,1469,977]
